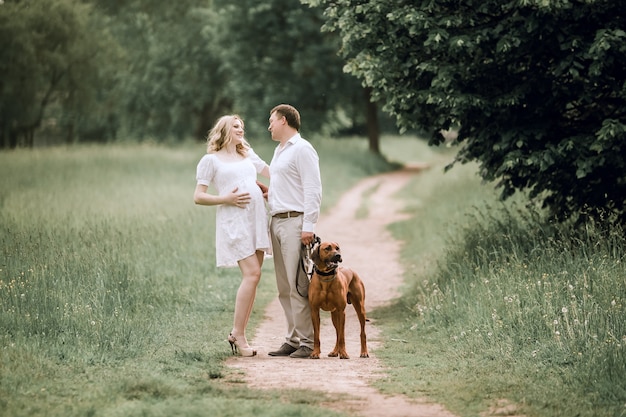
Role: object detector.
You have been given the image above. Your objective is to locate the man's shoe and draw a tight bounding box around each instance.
[289,346,313,358]
[268,343,297,356]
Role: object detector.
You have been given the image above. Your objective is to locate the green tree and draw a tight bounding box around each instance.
[0,0,113,148]
[308,0,626,222]
[214,0,376,145]
[91,0,231,141]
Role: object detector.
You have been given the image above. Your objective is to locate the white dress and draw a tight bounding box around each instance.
[196,149,271,267]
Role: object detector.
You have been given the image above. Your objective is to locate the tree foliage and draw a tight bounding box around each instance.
[2,0,375,146]
[86,0,232,141]
[307,0,626,223]
[214,0,366,138]
[0,0,113,147]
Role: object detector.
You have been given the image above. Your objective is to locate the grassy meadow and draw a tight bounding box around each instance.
[0,138,394,417]
[375,146,626,416]
[1,136,625,417]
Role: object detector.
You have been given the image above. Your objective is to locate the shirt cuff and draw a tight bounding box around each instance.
[302,221,315,233]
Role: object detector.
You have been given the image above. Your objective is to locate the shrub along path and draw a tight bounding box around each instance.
[227,165,459,417]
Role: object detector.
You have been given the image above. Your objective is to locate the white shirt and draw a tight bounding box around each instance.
[268,133,322,233]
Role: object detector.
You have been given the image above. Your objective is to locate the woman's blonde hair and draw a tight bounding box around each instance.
[206,114,250,156]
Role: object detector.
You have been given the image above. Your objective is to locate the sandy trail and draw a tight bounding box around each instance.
[226,166,458,417]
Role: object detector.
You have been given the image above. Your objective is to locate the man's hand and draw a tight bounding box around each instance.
[256,180,269,199]
[301,231,315,246]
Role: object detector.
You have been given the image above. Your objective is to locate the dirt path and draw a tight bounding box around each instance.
[226,166,458,417]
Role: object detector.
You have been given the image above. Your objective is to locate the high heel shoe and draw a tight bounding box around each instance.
[228,333,257,357]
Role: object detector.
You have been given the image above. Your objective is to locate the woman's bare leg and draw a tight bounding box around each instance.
[242,251,264,330]
[231,251,263,347]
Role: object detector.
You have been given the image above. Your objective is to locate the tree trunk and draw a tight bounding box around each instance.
[364,87,380,154]
[66,122,75,145]
[195,98,233,141]
[25,129,35,148]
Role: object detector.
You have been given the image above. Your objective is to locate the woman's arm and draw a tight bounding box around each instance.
[194,184,250,208]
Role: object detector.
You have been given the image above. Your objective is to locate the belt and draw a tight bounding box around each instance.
[273,211,303,219]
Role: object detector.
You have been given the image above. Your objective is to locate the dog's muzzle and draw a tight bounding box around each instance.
[326,253,342,269]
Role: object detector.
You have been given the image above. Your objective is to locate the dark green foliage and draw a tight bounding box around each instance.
[214,0,366,138]
[0,0,114,147]
[1,0,371,146]
[85,0,231,141]
[307,0,626,223]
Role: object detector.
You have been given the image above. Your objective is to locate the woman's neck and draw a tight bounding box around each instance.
[216,146,243,161]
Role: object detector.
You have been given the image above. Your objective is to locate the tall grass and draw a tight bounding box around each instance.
[8,136,622,417]
[1,144,219,361]
[376,156,626,417]
[0,139,395,417]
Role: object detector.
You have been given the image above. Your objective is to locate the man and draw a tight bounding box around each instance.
[266,104,322,359]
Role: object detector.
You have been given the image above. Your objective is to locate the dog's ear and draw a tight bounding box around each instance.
[311,244,320,263]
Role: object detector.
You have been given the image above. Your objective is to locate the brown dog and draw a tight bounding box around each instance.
[308,241,368,359]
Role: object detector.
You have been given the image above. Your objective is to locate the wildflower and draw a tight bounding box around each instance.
[555,331,560,336]
[562,307,568,313]
[553,320,559,325]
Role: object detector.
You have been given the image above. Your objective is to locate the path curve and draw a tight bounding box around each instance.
[227,166,457,417]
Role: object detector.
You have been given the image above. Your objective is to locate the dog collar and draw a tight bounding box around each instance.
[314,266,337,281]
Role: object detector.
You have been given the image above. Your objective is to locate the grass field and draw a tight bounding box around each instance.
[0,137,395,417]
[373,152,626,417]
[1,136,625,417]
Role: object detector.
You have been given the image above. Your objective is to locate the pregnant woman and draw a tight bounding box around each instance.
[194,114,271,357]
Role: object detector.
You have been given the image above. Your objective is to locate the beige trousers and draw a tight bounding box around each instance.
[270,216,313,349]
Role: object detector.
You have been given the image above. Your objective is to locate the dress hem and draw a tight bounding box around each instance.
[216,247,272,268]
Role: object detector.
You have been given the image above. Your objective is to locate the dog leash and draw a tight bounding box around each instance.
[296,235,321,298]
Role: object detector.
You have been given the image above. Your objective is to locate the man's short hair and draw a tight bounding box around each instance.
[271,104,301,131]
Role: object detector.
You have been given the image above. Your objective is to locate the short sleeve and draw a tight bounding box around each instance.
[247,148,269,174]
[196,154,216,186]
